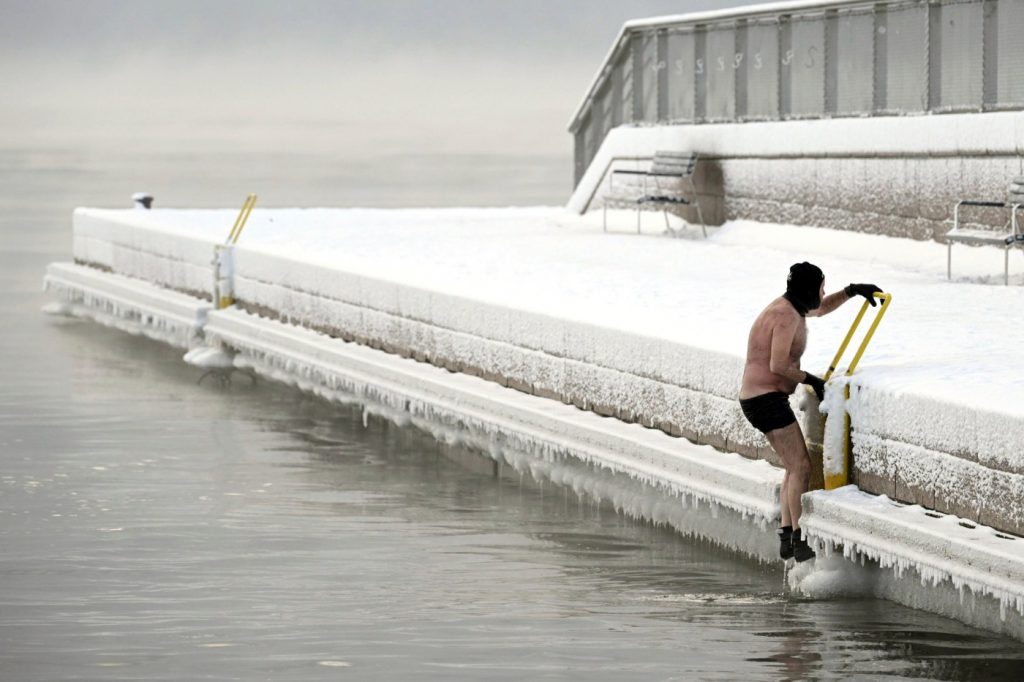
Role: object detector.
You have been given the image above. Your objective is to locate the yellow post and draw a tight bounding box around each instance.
[215,194,258,309]
[822,292,892,490]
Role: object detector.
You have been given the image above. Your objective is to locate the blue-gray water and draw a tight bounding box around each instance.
[3,138,1024,681]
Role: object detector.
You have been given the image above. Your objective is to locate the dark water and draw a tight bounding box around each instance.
[3,141,1024,680]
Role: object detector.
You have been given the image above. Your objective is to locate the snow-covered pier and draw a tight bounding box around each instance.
[45,205,1024,639]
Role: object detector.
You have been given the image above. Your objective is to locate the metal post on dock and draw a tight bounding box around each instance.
[212,194,258,309]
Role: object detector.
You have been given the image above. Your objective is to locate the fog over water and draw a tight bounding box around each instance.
[5,1,1024,679]
[1,0,769,207]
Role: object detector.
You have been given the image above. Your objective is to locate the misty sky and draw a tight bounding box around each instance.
[1,1,772,180]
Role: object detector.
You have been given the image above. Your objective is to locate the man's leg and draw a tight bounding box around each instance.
[766,422,812,527]
[776,468,793,560]
[779,470,791,528]
[766,421,815,561]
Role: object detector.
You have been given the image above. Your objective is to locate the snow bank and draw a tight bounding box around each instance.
[568,112,1024,214]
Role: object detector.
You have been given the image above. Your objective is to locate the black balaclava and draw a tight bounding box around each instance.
[784,262,824,316]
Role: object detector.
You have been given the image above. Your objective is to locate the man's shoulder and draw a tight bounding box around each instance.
[765,296,794,317]
[757,296,802,327]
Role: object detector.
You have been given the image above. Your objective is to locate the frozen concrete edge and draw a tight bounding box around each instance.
[802,487,1024,640]
[43,262,208,349]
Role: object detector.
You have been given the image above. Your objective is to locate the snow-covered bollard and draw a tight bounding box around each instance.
[797,387,825,451]
[819,376,852,489]
[212,244,235,309]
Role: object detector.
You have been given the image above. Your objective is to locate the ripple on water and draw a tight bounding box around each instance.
[640,592,789,606]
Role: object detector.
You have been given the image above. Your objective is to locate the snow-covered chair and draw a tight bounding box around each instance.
[603,151,705,237]
[946,176,1024,285]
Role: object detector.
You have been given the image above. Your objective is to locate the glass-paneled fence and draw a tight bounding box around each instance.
[571,0,1022,186]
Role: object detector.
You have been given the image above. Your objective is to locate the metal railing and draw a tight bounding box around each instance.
[570,0,1024,187]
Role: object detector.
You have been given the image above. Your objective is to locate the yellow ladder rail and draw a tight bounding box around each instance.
[822,292,892,490]
[226,194,258,245]
[845,292,891,375]
[823,303,869,381]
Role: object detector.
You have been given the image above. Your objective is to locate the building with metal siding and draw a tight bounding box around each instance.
[569,0,1024,241]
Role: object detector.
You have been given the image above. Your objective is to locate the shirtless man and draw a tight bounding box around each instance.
[739,262,880,562]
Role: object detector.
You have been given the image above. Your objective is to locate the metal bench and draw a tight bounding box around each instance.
[603,151,706,237]
[946,177,1024,285]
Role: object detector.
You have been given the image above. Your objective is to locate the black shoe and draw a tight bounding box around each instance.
[792,529,816,563]
[777,526,793,560]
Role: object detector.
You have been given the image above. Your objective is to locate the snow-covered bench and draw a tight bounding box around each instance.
[946,177,1024,284]
[603,151,705,237]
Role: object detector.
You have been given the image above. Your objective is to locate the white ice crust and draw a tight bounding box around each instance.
[44,261,209,348]
[798,486,1024,637]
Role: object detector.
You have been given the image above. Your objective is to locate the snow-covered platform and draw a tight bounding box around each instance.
[60,205,1024,529]
[44,205,1024,639]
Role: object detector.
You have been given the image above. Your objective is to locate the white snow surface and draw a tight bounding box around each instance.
[567,113,1024,211]
[72,204,1024,405]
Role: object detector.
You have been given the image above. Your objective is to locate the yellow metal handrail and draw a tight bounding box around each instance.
[226,194,257,245]
[845,292,891,375]
[822,292,892,490]
[824,291,891,380]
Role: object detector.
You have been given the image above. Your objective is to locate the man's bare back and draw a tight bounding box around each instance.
[739,297,806,400]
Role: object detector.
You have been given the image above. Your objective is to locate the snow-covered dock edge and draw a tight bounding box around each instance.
[43,261,1024,641]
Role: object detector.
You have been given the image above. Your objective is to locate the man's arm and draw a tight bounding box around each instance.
[809,283,883,317]
[808,290,850,317]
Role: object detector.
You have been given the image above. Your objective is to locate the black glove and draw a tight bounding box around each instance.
[803,372,826,401]
[845,283,882,306]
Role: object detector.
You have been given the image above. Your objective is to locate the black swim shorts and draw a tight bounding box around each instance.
[739,391,796,434]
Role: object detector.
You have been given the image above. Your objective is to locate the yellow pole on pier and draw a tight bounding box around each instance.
[822,292,892,490]
[227,194,257,245]
[215,194,258,309]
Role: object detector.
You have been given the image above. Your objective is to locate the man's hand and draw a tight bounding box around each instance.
[803,372,826,401]
[845,283,882,306]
